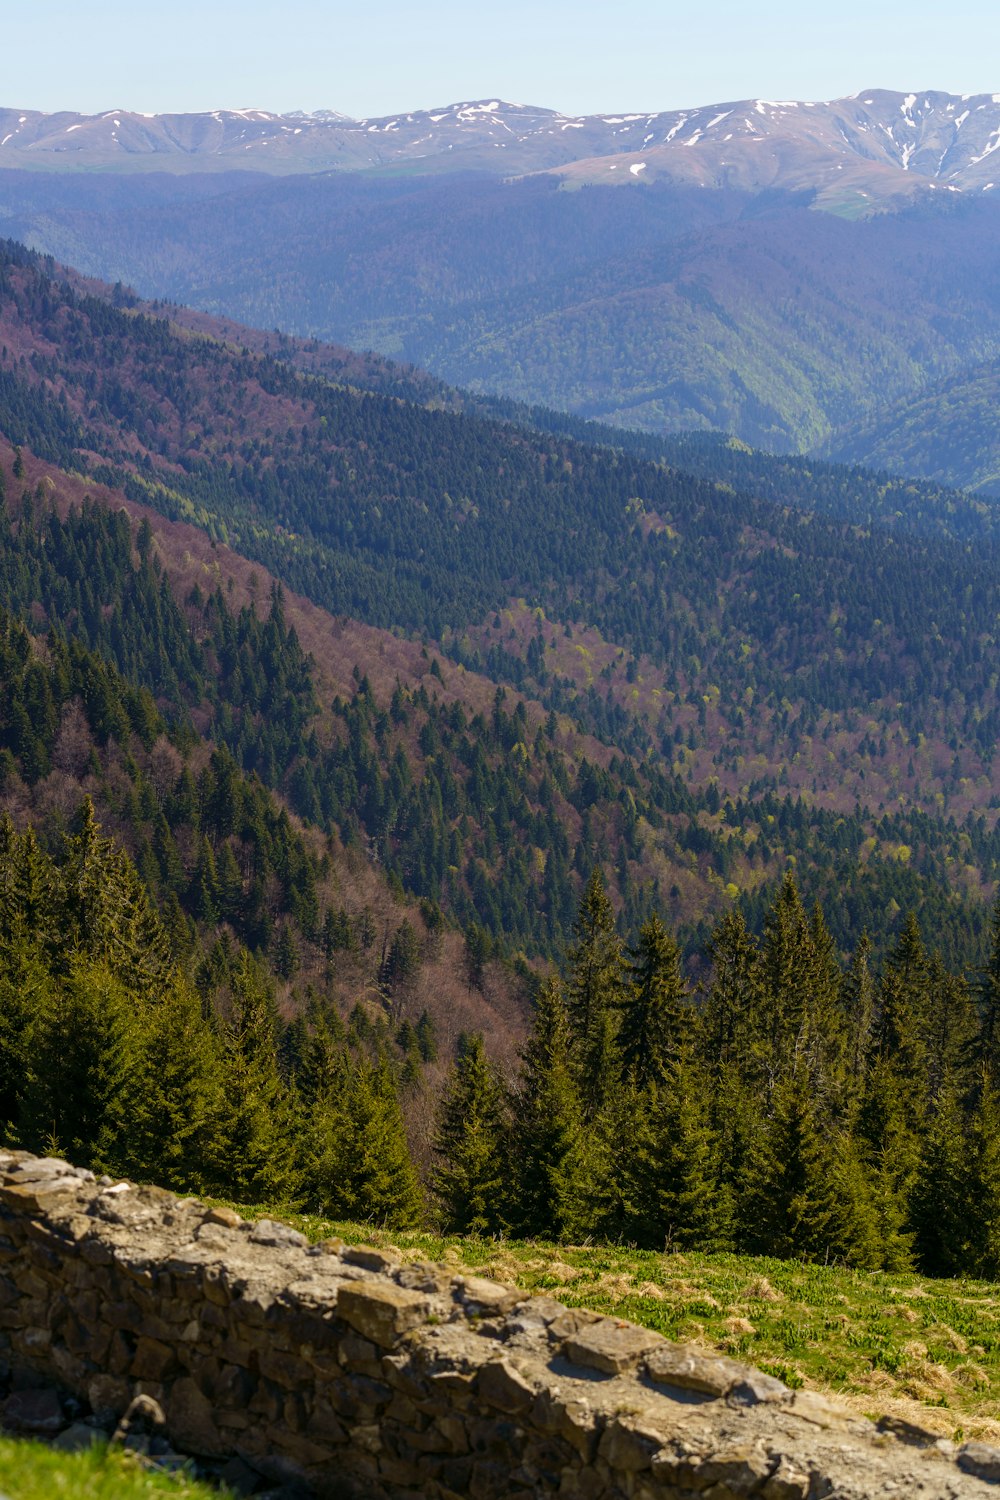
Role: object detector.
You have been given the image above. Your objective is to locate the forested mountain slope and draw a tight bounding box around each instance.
[2,240,1000,1275]
[5,165,1000,452]
[825,357,1000,499]
[1,239,1000,969]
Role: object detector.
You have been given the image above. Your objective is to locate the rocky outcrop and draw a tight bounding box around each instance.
[0,1150,995,1498]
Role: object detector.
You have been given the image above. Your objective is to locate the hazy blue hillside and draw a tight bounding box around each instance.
[824,357,1000,497]
[6,170,1000,452]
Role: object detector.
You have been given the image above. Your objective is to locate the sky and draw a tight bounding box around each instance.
[3,0,1000,119]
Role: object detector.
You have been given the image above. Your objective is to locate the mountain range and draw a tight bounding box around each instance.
[5,88,1000,486]
[4,90,1000,208]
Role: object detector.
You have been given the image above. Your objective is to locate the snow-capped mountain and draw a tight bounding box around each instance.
[1,91,1000,204]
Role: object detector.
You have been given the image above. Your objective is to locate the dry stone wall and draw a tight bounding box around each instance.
[0,1150,997,1499]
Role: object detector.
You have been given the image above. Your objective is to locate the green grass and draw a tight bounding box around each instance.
[0,1438,219,1499]
[218,1201,1000,1442]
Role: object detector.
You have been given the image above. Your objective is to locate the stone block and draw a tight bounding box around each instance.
[597,1416,664,1473]
[338,1332,382,1377]
[727,1369,789,1406]
[452,1275,520,1315]
[1,1386,65,1434]
[343,1246,400,1273]
[697,1445,773,1494]
[248,1219,308,1250]
[307,1399,347,1445]
[959,1441,1000,1482]
[130,1335,178,1382]
[165,1375,226,1458]
[87,1372,131,1423]
[563,1317,662,1375]
[644,1341,746,1398]
[476,1359,536,1414]
[761,1456,811,1500]
[204,1207,243,1230]
[784,1389,855,1431]
[258,1346,314,1388]
[51,1421,104,1453]
[337,1281,432,1347]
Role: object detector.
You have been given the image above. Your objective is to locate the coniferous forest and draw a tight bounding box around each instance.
[1,235,1000,1284]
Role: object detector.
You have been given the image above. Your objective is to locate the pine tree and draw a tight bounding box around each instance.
[432,1034,509,1235]
[842,933,876,1089]
[61,798,173,996]
[854,1056,918,1271]
[874,914,931,1086]
[758,876,844,1109]
[979,897,1000,1082]
[965,1079,1000,1278]
[699,909,763,1072]
[922,955,978,1109]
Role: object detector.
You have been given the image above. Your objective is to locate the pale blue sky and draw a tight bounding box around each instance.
[4,0,1000,119]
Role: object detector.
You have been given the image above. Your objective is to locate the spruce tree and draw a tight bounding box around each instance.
[21,958,136,1172]
[432,1034,509,1235]
[965,1080,1000,1278]
[842,933,876,1090]
[637,1051,733,1252]
[120,973,222,1192]
[979,897,1000,1082]
[874,914,932,1088]
[909,1080,973,1277]
[744,1069,880,1266]
[851,1056,918,1270]
[212,953,300,1203]
[309,1055,423,1228]
[61,799,173,996]
[621,915,687,1090]
[512,979,584,1239]
[565,869,625,1117]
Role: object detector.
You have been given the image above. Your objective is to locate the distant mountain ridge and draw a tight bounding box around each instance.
[3,90,1000,206]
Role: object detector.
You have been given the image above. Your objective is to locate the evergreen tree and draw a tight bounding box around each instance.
[744,1069,880,1267]
[979,897,1000,1082]
[854,1056,918,1271]
[842,933,876,1089]
[965,1080,1000,1278]
[512,979,584,1239]
[61,799,173,996]
[565,869,625,1117]
[620,915,687,1090]
[309,1055,423,1228]
[433,1034,509,1235]
[637,1051,732,1252]
[909,1080,972,1277]
[874,914,932,1088]
[21,958,136,1172]
[213,954,299,1203]
[120,973,222,1192]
